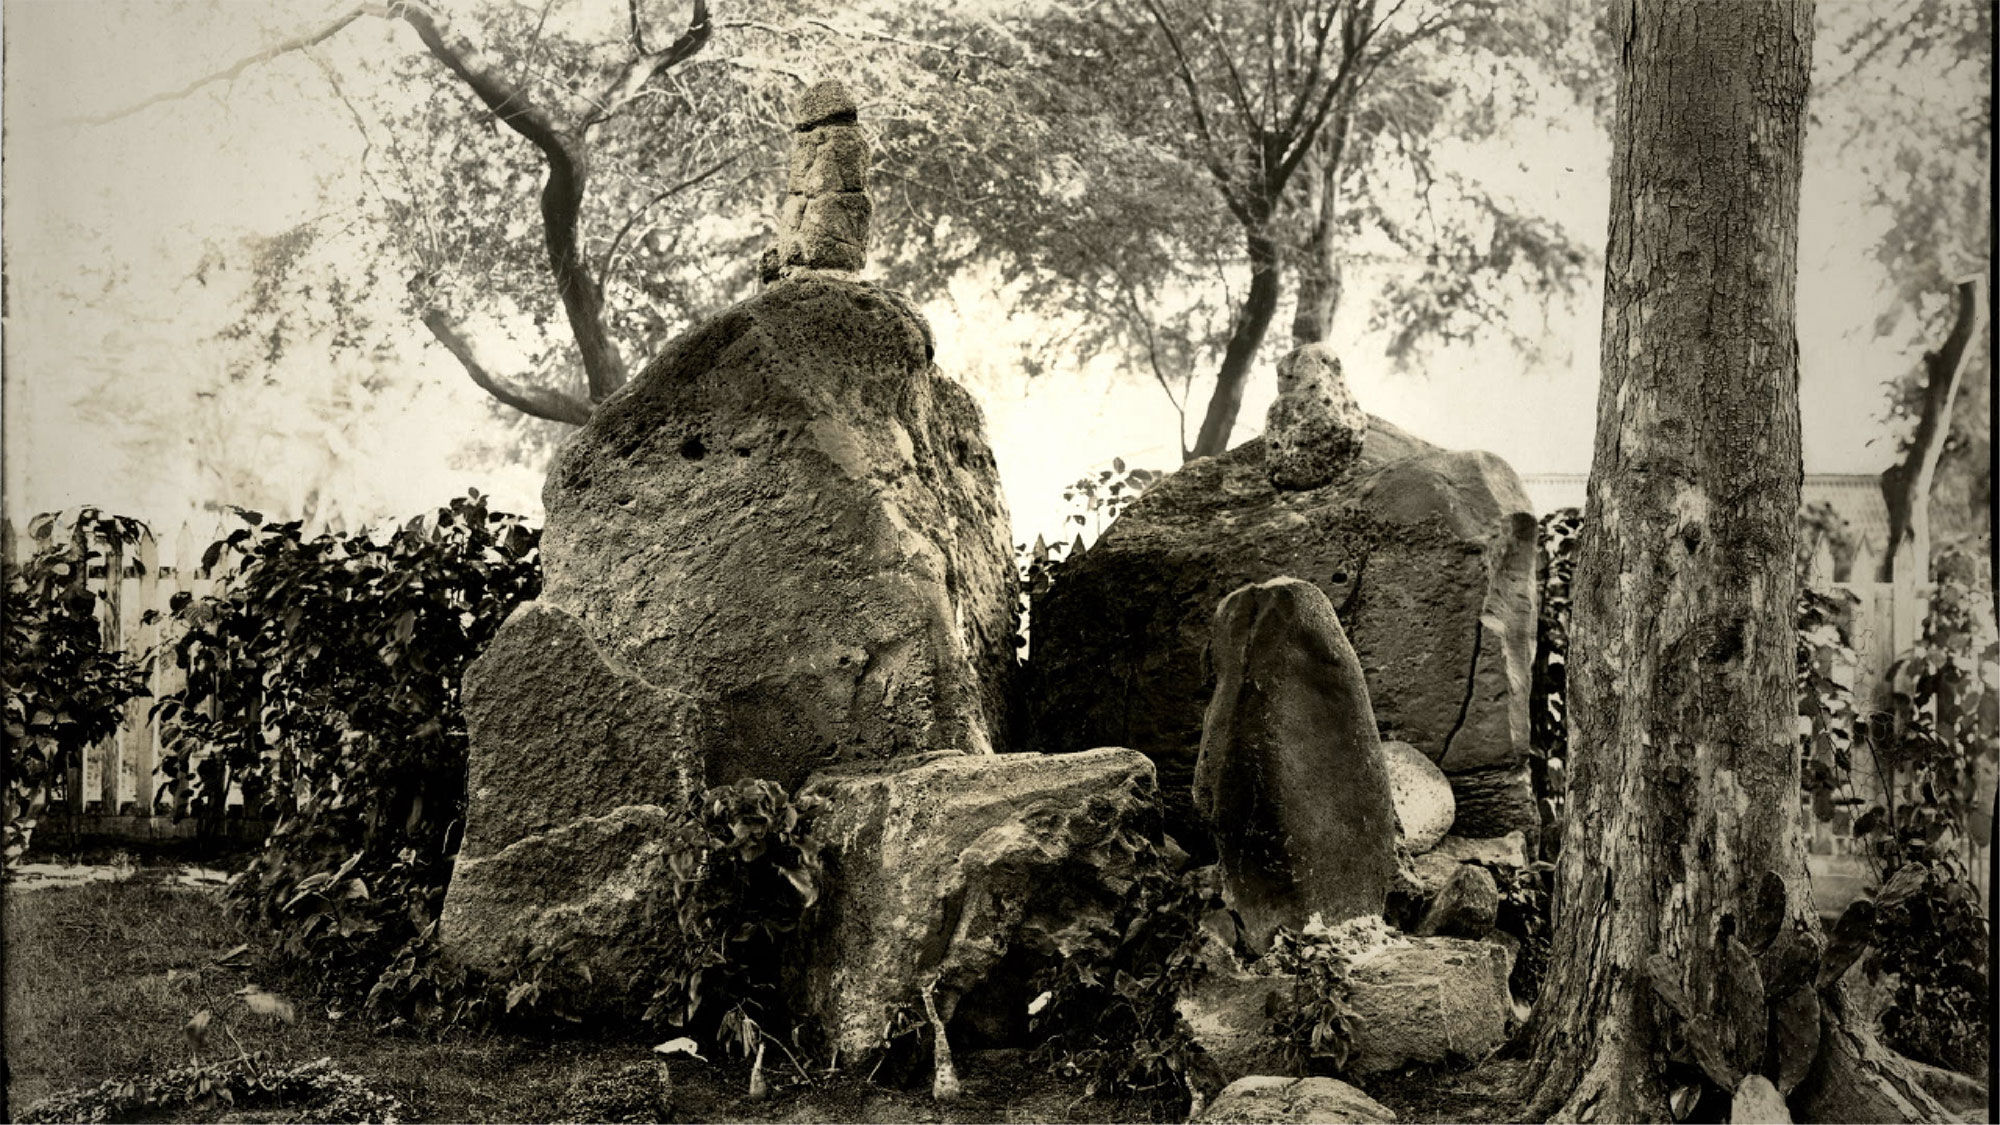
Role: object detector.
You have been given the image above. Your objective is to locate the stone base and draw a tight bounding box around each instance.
[438,804,682,1015]
[1344,934,1516,1075]
[796,748,1163,1060]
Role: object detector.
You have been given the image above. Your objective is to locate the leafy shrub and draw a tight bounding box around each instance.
[1528,507,1580,861]
[1264,917,1369,1075]
[1028,841,1215,1115]
[1851,549,1995,1073]
[155,493,540,997]
[1867,848,1989,1073]
[2,509,152,858]
[643,778,828,1058]
[1060,457,1160,541]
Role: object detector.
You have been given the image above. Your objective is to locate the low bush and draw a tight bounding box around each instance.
[155,493,540,1000]
[1028,840,1215,1116]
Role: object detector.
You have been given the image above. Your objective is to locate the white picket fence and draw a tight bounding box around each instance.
[3,515,271,841]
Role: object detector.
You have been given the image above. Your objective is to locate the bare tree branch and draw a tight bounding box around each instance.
[74,6,376,125]
[586,0,712,126]
[391,1,645,403]
[596,151,744,280]
[1878,277,1985,580]
[1140,0,1253,225]
[421,309,594,426]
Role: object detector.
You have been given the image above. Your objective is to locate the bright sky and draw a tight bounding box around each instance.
[0,0,1976,556]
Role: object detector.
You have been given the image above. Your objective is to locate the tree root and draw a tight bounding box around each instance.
[1792,992,1953,1124]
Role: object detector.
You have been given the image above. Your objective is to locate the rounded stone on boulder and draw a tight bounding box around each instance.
[1265,343,1368,492]
[1416,862,1500,938]
[1383,739,1454,853]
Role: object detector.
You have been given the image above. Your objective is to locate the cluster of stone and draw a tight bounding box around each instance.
[439,82,1547,1100]
[1028,341,1541,844]
[769,79,872,279]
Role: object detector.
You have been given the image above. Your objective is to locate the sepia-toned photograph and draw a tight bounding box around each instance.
[2,1,1991,1121]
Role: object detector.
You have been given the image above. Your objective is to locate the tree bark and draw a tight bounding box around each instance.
[1523,3,1870,1120]
[1876,278,1983,581]
[1290,106,1352,346]
[1190,230,1283,459]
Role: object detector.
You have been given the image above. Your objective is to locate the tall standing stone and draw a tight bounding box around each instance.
[535,85,1013,786]
[772,80,871,278]
[442,81,1020,992]
[1196,577,1398,950]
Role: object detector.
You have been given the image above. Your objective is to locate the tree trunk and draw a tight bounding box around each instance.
[1876,278,1983,581]
[1520,3,1908,1120]
[1290,108,1353,346]
[1190,230,1283,459]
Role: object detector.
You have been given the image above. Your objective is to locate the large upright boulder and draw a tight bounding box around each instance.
[1028,375,1538,840]
[442,83,1020,993]
[795,748,1164,1059]
[538,274,1015,788]
[1197,578,1398,950]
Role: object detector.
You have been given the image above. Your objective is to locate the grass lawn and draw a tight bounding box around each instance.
[1,874,1157,1123]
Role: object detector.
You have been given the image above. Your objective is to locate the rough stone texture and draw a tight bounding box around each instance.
[1382,739,1454,853]
[795,748,1163,1059]
[775,80,870,275]
[1195,578,1397,951]
[792,78,857,128]
[1027,418,1539,846]
[438,804,681,1014]
[1402,851,1463,903]
[1430,831,1530,871]
[1415,863,1500,938]
[1265,344,1368,492]
[1446,763,1537,840]
[455,602,698,858]
[1730,1075,1793,1124]
[1343,935,1516,1075]
[1197,1076,1399,1124]
[1175,948,1290,1081]
[539,276,1016,790]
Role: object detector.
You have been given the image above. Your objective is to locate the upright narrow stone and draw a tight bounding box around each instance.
[773,79,871,277]
[1195,577,1398,950]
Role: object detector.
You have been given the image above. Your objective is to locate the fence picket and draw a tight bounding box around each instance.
[129,535,160,815]
[96,537,126,814]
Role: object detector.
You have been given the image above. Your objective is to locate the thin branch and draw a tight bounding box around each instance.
[392,0,631,402]
[74,6,375,125]
[1140,0,1253,225]
[628,0,649,53]
[585,0,712,127]
[1191,2,1263,146]
[595,151,744,280]
[420,309,594,426]
[717,15,1006,64]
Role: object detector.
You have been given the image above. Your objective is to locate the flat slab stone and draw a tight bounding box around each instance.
[796,748,1163,1059]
